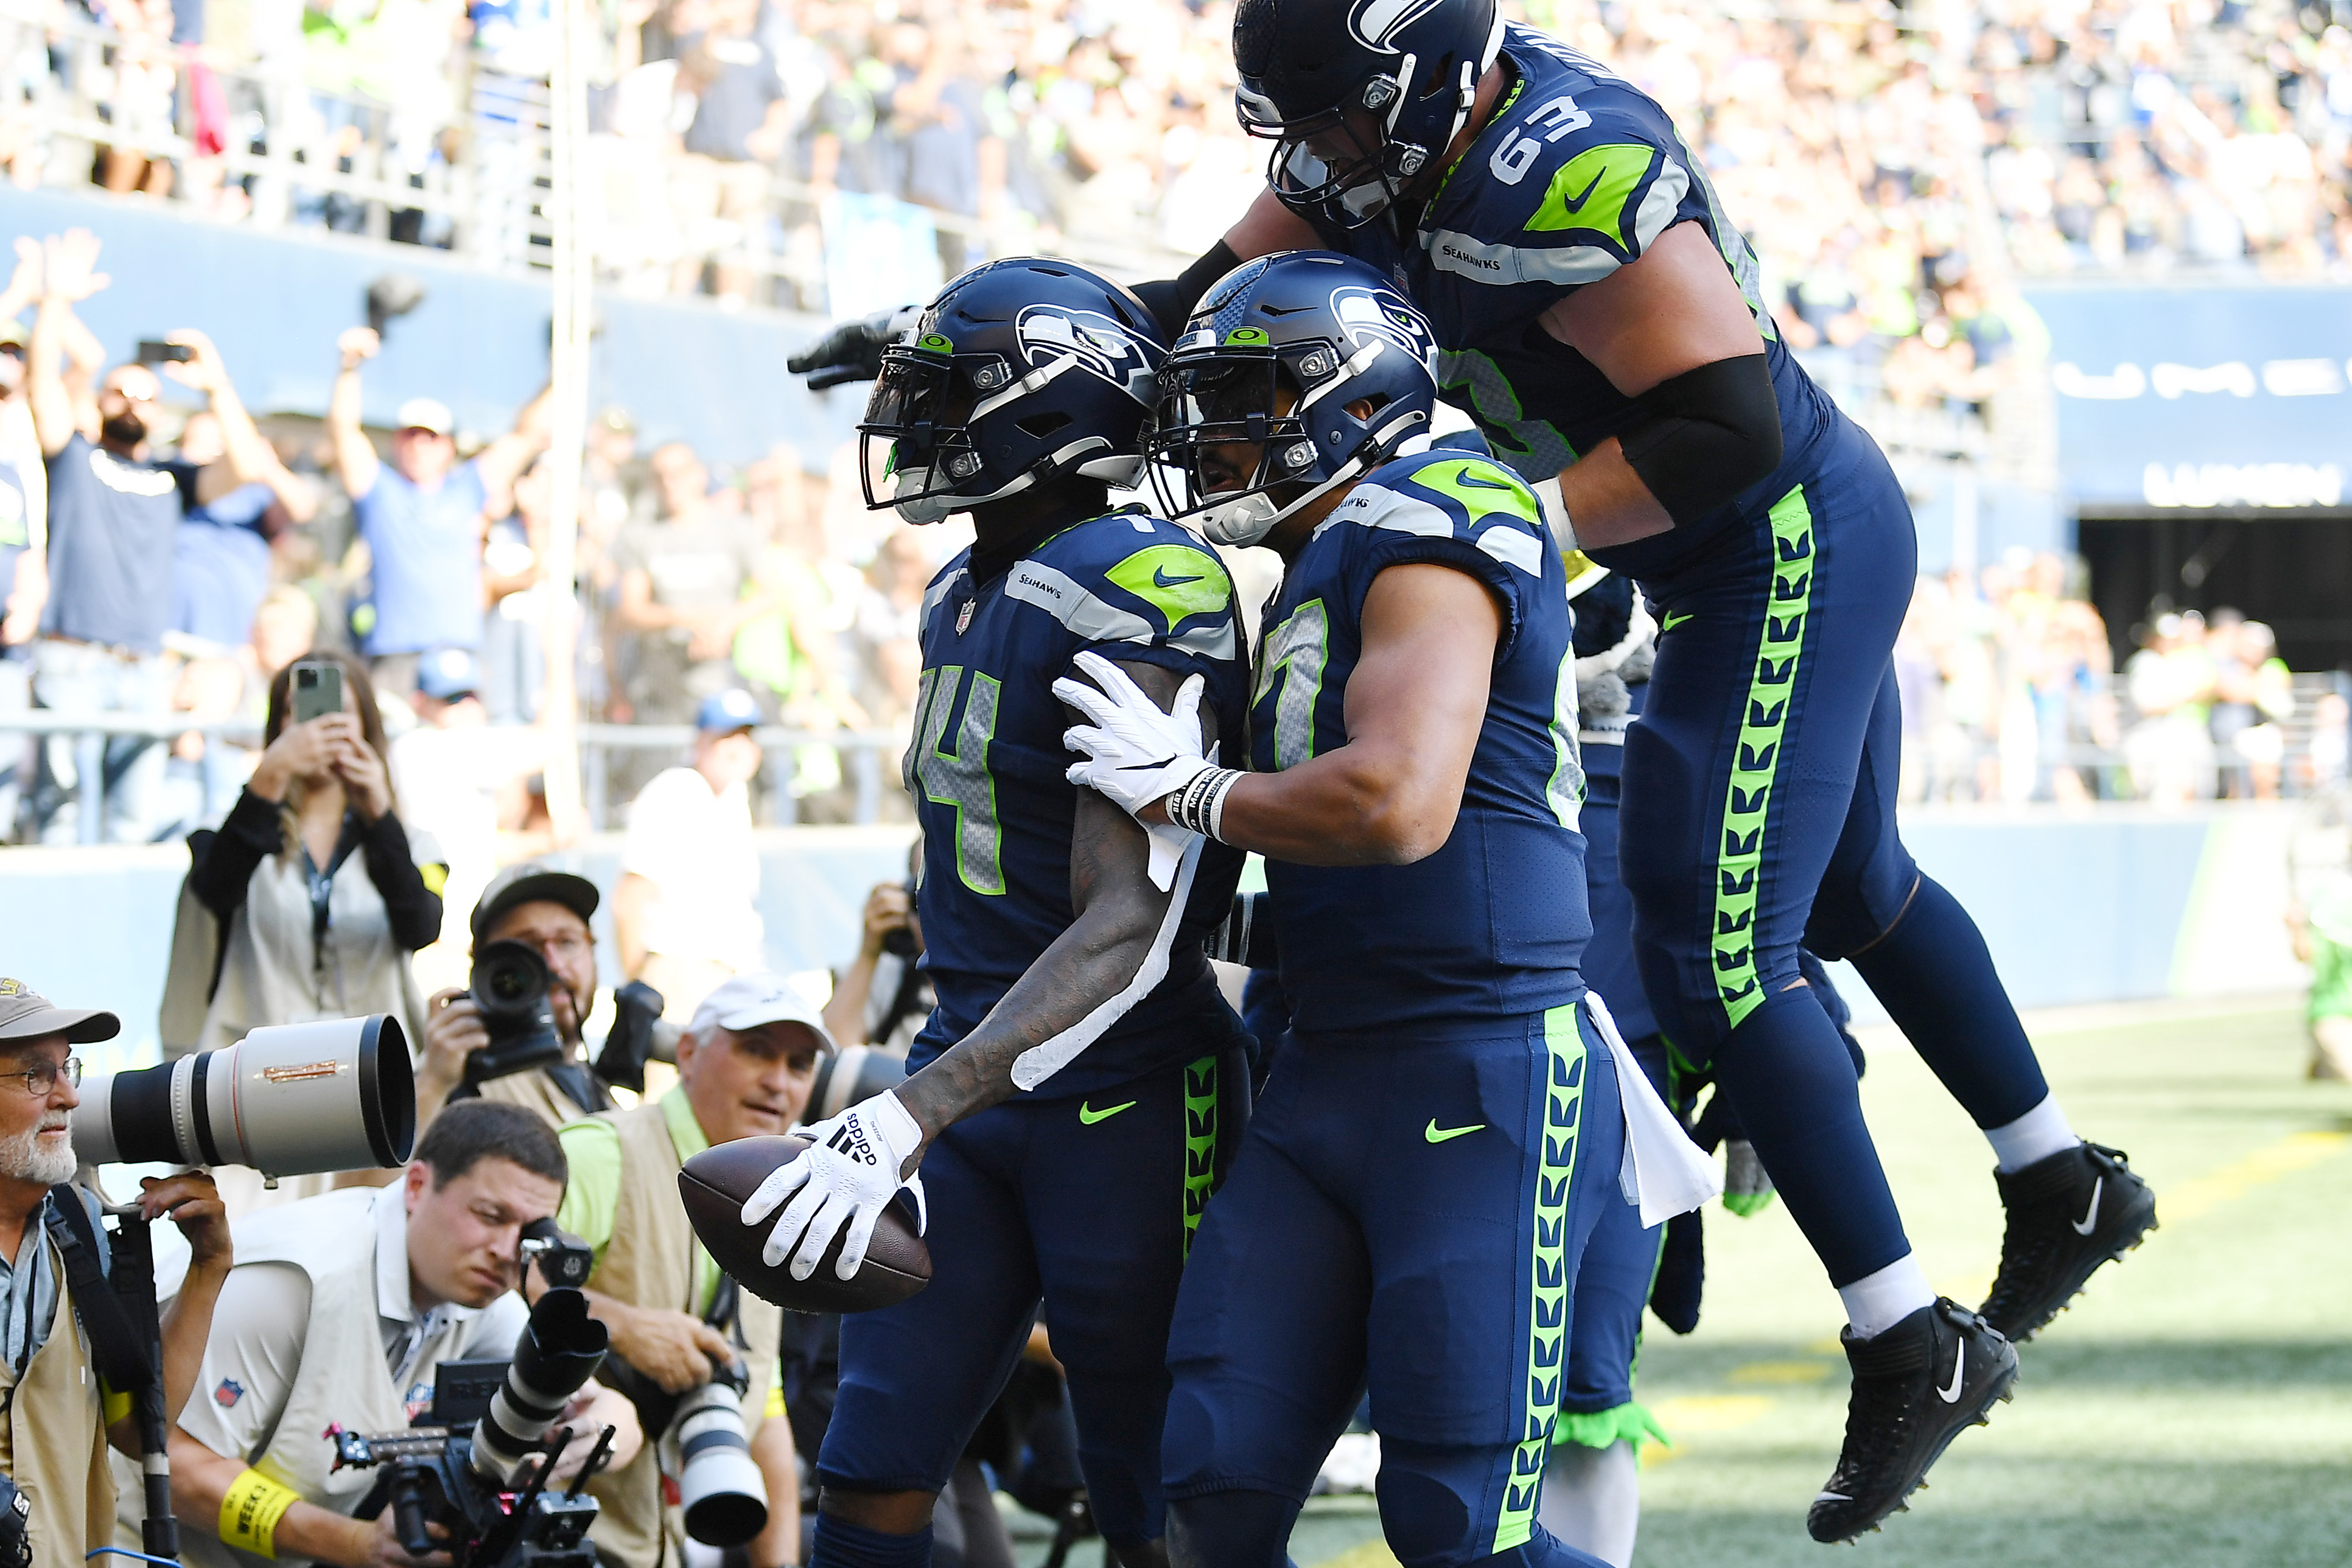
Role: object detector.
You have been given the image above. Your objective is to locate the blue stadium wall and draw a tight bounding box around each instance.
[9,808,2308,1079]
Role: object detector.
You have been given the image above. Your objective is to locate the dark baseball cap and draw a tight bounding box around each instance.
[0,979,120,1045]
[471,861,601,945]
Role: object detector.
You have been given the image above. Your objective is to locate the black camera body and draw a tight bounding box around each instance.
[465,941,564,1087]
[333,1289,614,1568]
[592,981,677,1096]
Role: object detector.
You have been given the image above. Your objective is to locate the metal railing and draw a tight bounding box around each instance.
[575,723,900,830]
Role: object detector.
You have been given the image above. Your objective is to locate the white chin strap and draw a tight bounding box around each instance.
[1197,458,1366,547]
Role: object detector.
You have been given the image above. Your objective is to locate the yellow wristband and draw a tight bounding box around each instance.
[219,1468,300,1559]
[764,1383,786,1421]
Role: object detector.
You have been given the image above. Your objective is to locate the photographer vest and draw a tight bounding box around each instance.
[0,1241,113,1568]
[177,1186,502,1568]
[580,1102,779,1568]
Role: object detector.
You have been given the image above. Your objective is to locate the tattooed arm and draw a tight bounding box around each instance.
[891,657,1214,1160]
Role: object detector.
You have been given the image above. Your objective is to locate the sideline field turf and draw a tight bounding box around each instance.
[1006,995,2352,1567]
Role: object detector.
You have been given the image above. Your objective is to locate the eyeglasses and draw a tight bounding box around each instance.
[0,1057,82,1097]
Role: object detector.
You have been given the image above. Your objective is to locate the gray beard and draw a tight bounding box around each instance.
[0,1121,77,1186]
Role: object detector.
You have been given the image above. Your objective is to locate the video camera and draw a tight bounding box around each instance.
[332,1287,615,1568]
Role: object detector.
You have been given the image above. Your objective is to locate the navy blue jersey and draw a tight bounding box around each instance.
[1318,23,1843,578]
[906,512,1250,1097]
[1251,449,1589,1037]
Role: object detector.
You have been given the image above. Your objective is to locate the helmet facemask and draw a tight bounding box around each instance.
[858,336,998,525]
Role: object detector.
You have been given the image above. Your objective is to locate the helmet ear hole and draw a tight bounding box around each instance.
[1016,411,1073,440]
[1416,55,1457,99]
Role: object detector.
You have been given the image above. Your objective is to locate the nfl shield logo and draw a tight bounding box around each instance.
[214,1379,243,1407]
[956,599,976,635]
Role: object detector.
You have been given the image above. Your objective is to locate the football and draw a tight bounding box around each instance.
[679,1135,932,1314]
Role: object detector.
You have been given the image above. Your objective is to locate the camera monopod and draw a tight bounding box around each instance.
[44,1192,178,1566]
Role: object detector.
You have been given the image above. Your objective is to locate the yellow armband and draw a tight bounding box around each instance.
[764,1383,786,1421]
[219,1468,301,1559]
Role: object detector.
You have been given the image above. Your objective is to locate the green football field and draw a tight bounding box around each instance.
[1007,995,2352,1568]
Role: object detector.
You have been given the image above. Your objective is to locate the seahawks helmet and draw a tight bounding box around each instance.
[1146,251,1438,547]
[858,259,1166,525]
[1233,0,1505,229]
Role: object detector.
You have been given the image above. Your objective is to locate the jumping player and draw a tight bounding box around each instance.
[743,259,1253,1568]
[1060,251,1712,1568]
[1107,0,2157,1539]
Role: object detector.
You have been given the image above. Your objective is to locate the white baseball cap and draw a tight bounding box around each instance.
[688,973,836,1053]
[394,396,455,436]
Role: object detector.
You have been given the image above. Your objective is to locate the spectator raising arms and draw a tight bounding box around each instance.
[181,651,443,1060]
[328,324,551,701]
[24,231,289,845]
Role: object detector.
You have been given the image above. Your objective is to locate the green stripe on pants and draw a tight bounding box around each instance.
[1496,1005,1588,1553]
[1181,1055,1219,1262]
[1712,485,1816,1031]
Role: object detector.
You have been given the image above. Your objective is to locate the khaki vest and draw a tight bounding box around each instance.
[475,1066,604,1130]
[177,1188,493,1568]
[583,1105,777,1568]
[0,1240,113,1568]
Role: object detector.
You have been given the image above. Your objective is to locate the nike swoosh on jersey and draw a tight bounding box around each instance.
[1153,567,1206,590]
[1662,611,1694,632]
[2071,1175,2104,1235]
[1937,1342,1965,1404]
[1078,1099,1137,1125]
[1553,166,1609,215]
[1424,1120,1486,1144]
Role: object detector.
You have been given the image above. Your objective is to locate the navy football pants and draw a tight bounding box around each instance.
[1161,1008,1625,1568]
[1619,423,2049,1284]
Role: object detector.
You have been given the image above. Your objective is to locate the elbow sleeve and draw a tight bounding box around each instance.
[1615,353,1784,526]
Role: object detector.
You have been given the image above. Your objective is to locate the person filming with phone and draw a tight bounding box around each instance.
[181,651,444,1070]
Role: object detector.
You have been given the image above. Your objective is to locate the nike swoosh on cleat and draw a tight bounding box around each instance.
[1078,1099,1137,1125]
[2071,1175,2104,1235]
[1424,1120,1486,1144]
[1937,1342,1965,1404]
[1813,1492,1850,1503]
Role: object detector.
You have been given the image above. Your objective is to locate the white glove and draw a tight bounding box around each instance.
[1055,650,1216,891]
[743,1091,927,1281]
[1054,650,1213,816]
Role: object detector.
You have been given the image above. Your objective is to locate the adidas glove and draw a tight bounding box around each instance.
[744,1091,928,1281]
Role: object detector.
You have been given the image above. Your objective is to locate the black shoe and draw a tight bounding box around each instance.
[1978,1141,2158,1342]
[1807,1298,2017,1544]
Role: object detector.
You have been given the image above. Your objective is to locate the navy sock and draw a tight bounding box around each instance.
[1165,1489,1298,1568]
[1712,984,1910,1287]
[1846,875,2050,1129]
[811,1513,934,1568]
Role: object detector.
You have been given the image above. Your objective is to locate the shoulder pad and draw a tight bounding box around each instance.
[1328,455,1548,576]
[1012,517,1239,660]
[1429,80,1692,288]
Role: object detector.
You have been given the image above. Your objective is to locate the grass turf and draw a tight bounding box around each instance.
[1012,995,2352,1567]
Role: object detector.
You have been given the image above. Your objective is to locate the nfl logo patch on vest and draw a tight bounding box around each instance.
[214,1379,243,1407]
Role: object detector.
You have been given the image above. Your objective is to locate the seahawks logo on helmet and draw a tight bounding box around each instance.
[1014,307,1157,404]
[1331,285,1438,374]
[1349,0,1444,49]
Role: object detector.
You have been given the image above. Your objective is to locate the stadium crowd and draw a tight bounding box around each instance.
[3,0,2352,310]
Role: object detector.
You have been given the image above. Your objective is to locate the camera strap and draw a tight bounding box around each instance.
[42,1189,157,1395]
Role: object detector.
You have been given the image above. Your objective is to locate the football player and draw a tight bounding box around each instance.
[1116,0,2159,1541]
[1060,251,1713,1568]
[744,259,1253,1568]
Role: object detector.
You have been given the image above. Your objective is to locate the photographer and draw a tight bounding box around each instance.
[167,1102,642,1568]
[416,863,616,1133]
[545,975,824,1568]
[184,653,443,1059]
[0,982,229,1568]
[817,869,930,1055]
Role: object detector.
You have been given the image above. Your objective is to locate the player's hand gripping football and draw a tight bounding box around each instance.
[785,304,922,391]
[742,1091,928,1281]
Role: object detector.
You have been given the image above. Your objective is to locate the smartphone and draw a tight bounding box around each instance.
[134,340,195,365]
[290,660,343,725]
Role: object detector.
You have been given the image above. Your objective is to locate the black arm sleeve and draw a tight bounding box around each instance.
[358,811,444,952]
[1615,353,1784,527]
[186,789,283,922]
[1130,239,1242,342]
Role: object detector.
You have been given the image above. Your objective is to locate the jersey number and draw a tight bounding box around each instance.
[912,665,1005,895]
[1488,96,1593,186]
[1253,600,1329,772]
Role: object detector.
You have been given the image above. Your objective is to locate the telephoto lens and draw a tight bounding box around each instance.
[804,1044,907,1125]
[672,1357,768,1548]
[471,1287,611,1484]
[72,1016,415,1176]
[464,940,564,1086]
